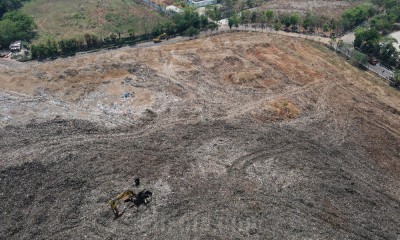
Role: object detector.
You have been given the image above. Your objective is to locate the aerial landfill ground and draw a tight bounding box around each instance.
[1,32,400,239]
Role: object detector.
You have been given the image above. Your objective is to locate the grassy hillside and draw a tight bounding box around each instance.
[259,0,369,17]
[21,0,169,42]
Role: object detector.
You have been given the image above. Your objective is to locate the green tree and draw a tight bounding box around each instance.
[329,19,337,35]
[128,29,135,41]
[387,5,400,22]
[220,0,238,16]
[303,12,317,32]
[45,38,58,57]
[58,38,77,55]
[354,28,381,54]
[164,22,176,35]
[0,0,24,18]
[370,14,395,34]
[323,23,330,32]
[251,11,257,24]
[207,22,218,35]
[205,5,221,21]
[186,26,198,37]
[393,70,400,87]
[372,0,386,12]
[283,15,291,29]
[152,24,164,37]
[109,33,117,44]
[246,0,253,8]
[341,4,375,31]
[30,44,38,59]
[265,10,273,26]
[172,7,204,34]
[352,50,368,67]
[0,10,36,47]
[379,38,399,67]
[228,13,239,29]
[289,13,300,30]
[36,43,47,59]
[273,21,281,31]
[337,39,345,49]
[241,10,250,30]
[259,12,267,31]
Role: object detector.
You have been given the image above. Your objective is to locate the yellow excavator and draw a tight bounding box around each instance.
[153,33,168,43]
[108,178,153,218]
[108,190,135,217]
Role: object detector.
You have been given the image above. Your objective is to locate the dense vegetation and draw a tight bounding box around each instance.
[223,1,400,70]
[5,0,399,71]
[153,7,219,36]
[353,0,400,69]
[0,9,36,49]
[0,0,30,17]
[29,7,215,60]
[224,3,379,35]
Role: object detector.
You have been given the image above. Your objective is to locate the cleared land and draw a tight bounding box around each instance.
[259,0,368,17]
[1,32,400,239]
[21,0,169,42]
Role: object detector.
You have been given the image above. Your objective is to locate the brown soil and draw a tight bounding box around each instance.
[1,32,400,239]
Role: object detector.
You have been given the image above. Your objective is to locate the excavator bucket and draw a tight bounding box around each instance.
[108,190,135,218]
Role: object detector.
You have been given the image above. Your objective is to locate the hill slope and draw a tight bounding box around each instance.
[0,32,400,239]
[21,0,168,42]
[258,0,368,17]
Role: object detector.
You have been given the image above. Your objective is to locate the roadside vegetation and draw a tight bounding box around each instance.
[353,0,400,69]
[0,0,35,48]
[222,0,400,71]
[29,7,214,60]
[393,69,400,87]
[0,0,30,16]
[1,0,399,71]
[225,2,377,35]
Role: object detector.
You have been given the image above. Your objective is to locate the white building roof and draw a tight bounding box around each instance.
[166,5,183,13]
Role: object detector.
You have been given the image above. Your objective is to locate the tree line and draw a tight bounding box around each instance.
[0,0,35,49]
[225,3,378,36]
[30,32,133,60]
[30,7,218,60]
[354,0,400,69]
[152,7,218,37]
[0,0,30,18]
[221,0,400,70]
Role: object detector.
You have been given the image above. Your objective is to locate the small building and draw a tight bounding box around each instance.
[187,0,216,7]
[166,5,183,13]
[9,40,22,52]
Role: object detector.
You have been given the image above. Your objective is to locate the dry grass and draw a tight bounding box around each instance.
[22,0,169,43]
[270,99,300,120]
[258,0,368,17]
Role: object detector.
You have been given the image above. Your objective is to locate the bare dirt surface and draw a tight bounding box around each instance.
[1,32,400,239]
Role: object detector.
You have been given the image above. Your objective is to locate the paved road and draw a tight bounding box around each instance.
[340,32,394,79]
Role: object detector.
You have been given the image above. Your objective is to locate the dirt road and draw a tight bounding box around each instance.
[217,23,395,80]
[1,32,400,239]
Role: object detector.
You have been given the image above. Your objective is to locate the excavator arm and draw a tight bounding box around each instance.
[108,190,135,217]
